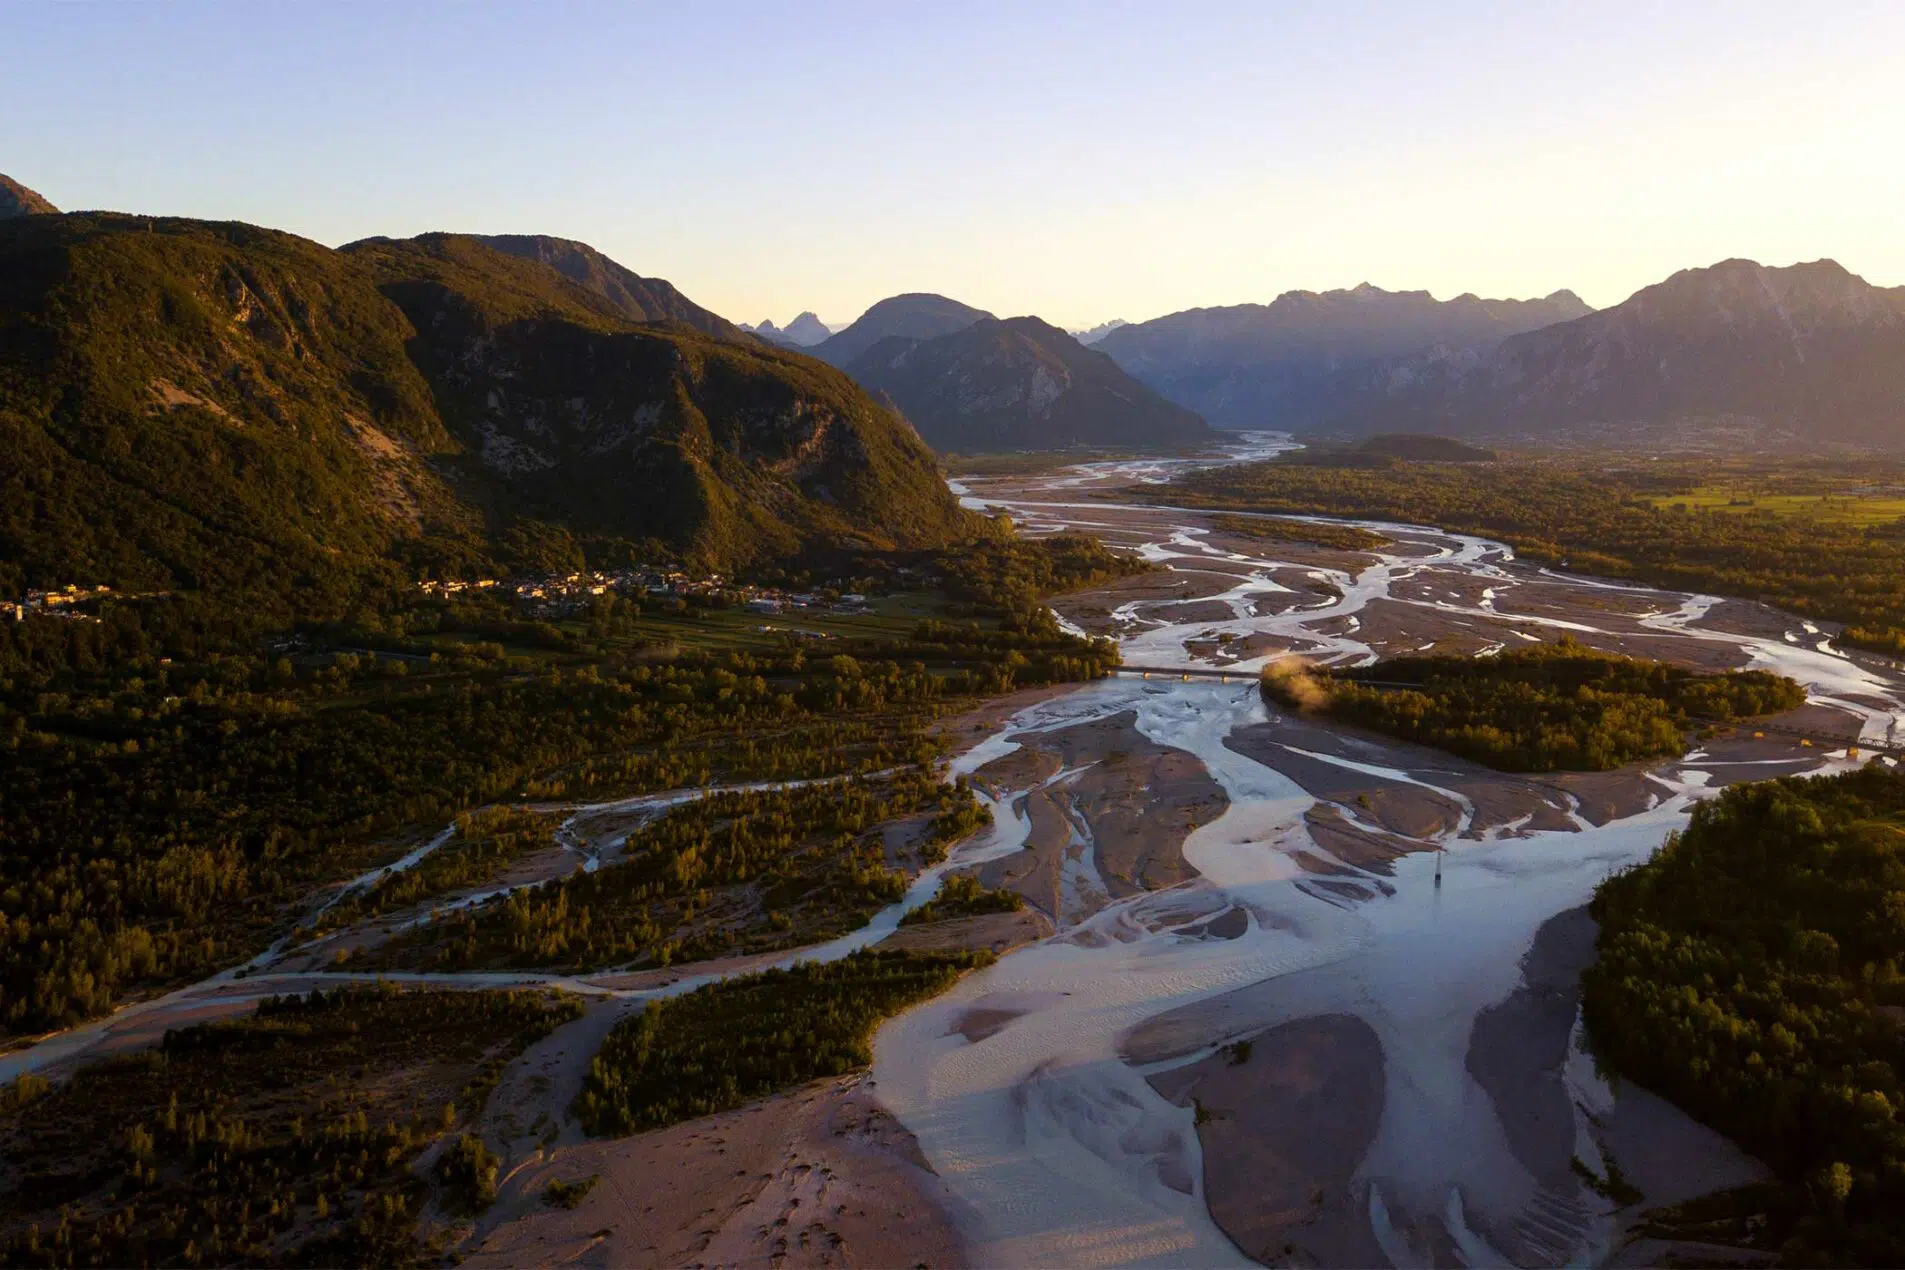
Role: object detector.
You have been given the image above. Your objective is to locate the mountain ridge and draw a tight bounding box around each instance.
[1097,284,1593,429]
[1326,258,1905,445]
[812,293,995,367]
[462,232,745,340]
[844,315,1212,452]
[0,174,58,219]
[0,213,974,609]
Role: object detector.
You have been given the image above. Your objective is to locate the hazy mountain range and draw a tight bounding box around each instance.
[1323,259,1905,446]
[1094,285,1594,430]
[1070,319,1128,345]
[742,311,834,347]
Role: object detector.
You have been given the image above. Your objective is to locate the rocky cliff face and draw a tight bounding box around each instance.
[845,315,1212,452]
[1096,284,1591,429]
[355,234,970,563]
[1331,259,1905,446]
[0,174,58,219]
[812,293,994,367]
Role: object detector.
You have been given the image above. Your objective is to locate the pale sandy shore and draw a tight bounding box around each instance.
[457,1073,971,1269]
[969,708,1228,923]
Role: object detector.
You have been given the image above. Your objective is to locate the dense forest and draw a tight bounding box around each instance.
[1208,513,1391,553]
[0,534,1130,1038]
[1162,454,1905,656]
[368,773,983,973]
[0,985,578,1267]
[1584,765,1905,1265]
[310,806,558,934]
[1262,640,1804,771]
[574,949,989,1135]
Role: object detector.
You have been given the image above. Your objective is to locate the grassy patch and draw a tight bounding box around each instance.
[1648,484,1905,528]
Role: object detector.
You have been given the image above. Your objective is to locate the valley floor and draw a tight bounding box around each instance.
[7,435,1902,1267]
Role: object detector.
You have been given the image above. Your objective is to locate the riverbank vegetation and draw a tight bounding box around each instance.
[311,806,560,933]
[898,873,1025,926]
[0,984,578,1267]
[0,537,1125,1039]
[574,949,989,1135]
[1583,764,1905,1265]
[367,773,985,974]
[1261,640,1804,771]
[1209,513,1391,553]
[1156,452,1905,657]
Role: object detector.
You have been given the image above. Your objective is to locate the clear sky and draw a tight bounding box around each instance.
[6,1,1903,328]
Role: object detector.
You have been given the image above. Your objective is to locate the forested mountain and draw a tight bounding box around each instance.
[1326,259,1905,446]
[0,212,973,612]
[811,292,994,366]
[844,316,1212,452]
[0,174,57,218]
[1096,283,1590,429]
[465,233,745,340]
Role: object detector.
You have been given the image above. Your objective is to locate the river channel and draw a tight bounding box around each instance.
[869,434,1905,1267]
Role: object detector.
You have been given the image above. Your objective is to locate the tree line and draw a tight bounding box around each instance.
[574,949,990,1135]
[1262,639,1804,771]
[1584,764,1905,1265]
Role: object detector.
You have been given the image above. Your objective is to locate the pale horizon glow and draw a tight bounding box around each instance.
[6,1,1904,329]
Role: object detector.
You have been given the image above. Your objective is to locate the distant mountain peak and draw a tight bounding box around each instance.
[0,174,58,218]
[842,313,1210,452]
[811,293,995,367]
[1069,318,1128,345]
[781,311,831,346]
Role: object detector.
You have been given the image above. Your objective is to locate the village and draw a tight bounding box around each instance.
[3,569,887,628]
[415,567,875,620]
[0,583,115,623]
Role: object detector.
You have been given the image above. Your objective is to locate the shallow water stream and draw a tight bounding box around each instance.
[871,436,1905,1267]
